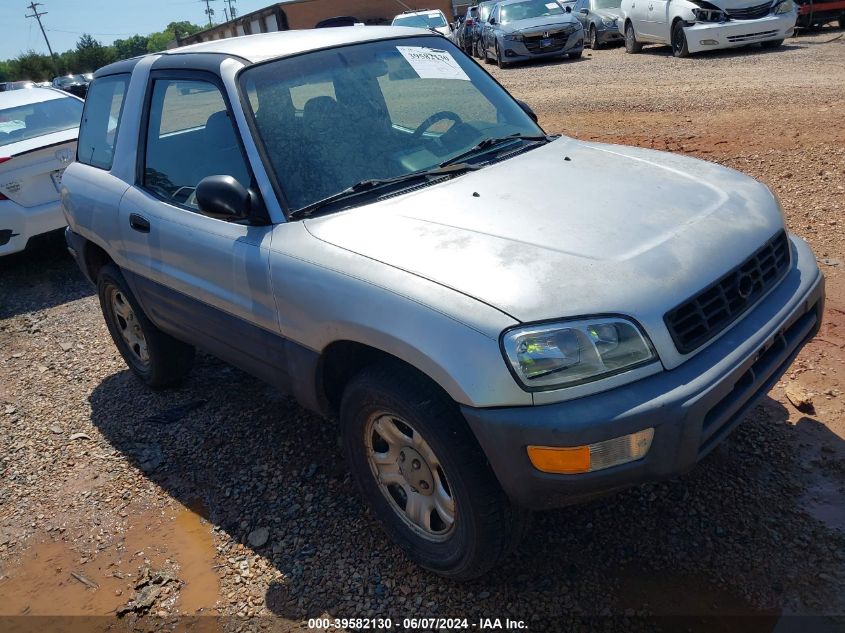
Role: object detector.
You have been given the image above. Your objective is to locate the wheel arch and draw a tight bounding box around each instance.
[80,237,114,284]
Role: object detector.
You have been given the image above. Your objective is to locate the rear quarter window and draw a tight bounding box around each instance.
[77,74,129,170]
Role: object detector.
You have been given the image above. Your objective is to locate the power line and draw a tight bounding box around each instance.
[24,1,58,76]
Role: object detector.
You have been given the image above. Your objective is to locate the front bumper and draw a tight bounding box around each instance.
[596,23,624,44]
[462,235,824,510]
[499,31,584,62]
[0,198,66,256]
[684,13,796,54]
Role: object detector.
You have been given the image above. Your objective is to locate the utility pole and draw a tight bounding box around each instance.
[25,2,59,78]
[225,0,237,19]
[223,7,229,22]
[203,0,216,28]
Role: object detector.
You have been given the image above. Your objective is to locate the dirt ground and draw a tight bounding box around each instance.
[1,27,844,633]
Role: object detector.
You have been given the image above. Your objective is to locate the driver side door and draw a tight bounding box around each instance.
[118,71,283,382]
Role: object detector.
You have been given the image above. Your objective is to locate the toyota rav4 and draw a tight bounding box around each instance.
[62,27,823,579]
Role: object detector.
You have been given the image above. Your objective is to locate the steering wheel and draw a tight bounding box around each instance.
[412,111,463,139]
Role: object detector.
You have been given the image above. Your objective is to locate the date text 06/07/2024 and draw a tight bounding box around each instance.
[306,617,529,630]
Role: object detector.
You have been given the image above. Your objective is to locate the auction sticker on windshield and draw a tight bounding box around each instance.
[396,46,470,81]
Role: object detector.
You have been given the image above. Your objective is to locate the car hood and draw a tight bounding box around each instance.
[502,15,579,32]
[305,139,784,361]
[593,7,623,19]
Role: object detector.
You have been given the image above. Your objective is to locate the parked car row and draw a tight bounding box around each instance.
[448,0,806,62]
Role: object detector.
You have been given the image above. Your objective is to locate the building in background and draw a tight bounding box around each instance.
[176,0,458,46]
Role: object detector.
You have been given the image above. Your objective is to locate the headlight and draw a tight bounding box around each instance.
[504,33,524,41]
[501,317,656,390]
[773,0,794,14]
[600,17,616,26]
[692,7,727,21]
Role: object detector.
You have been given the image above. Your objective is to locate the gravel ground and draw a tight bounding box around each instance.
[1,27,844,632]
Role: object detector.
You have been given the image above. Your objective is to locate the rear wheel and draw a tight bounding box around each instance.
[760,38,785,49]
[671,20,690,57]
[340,364,528,580]
[97,263,195,388]
[625,22,643,53]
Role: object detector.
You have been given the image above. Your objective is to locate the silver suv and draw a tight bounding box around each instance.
[63,27,824,579]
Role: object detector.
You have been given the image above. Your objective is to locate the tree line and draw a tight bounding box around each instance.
[0,21,204,83]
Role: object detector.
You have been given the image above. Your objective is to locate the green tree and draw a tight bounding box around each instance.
[0,60,11,82]
[74,34,116,72]
[9,50,55,82]
[113,34,149,60]
[147,21,204,53]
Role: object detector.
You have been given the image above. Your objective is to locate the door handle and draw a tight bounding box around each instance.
[129,213,150,233]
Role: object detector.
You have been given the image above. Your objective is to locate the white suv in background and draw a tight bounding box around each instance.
[620,0,797,57]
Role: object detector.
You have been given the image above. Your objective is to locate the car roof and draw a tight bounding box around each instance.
[164,26,433,64]
[0,87,71,108]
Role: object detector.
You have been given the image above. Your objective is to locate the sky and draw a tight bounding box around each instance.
[0,0,279,60]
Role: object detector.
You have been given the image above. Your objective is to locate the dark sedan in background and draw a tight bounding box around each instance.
[572,0,623,49]
[482,0,584,67]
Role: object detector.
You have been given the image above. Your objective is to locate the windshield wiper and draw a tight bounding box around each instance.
[290,162,482,220]
[439,134,552,168]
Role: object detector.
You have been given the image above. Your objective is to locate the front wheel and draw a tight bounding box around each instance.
[340,364,527,580]
[97,263,195,388]
[625,22,643,53]
[760,38,785,49]
[496,43,508,68]
[590,26,602,50]
[671,20,690,57]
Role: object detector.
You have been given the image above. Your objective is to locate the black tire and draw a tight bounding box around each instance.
[625,22,642,53]
[569,49,583,59]
[97,263,195,388]
[839,16,845,29]
[484,42,495,64]
[590,25,602,50]
[671,20,690,57]
[496,43,508,68]
[340,364,528,580]
[760,38,785,49]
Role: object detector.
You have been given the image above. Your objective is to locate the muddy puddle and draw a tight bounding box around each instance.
[0,501,221,623]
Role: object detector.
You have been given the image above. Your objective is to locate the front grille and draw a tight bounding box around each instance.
[665,231,790,354]
[725,2,773,19]
[523,27,576,53]
[726,29,779,41]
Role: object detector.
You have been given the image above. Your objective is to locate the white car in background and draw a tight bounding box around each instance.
[620,0,797,57]
[392,9,453,36]
[0,88,83,255]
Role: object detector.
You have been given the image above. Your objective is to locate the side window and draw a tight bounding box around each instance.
[77,74,129,170]
[143,78,251,211]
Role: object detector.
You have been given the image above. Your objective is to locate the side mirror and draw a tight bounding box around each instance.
[489,17,497,25]
[566,5,573,12]
[516,99,538,124]
[196,175,251,221]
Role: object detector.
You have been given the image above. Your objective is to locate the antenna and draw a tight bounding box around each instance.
[25,2,59,77]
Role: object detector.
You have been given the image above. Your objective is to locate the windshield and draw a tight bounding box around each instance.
[0,96,82,147]
[593,0,621,8]
[501,0,565,24]
[393,12,448,28]
[241,36,542,213]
